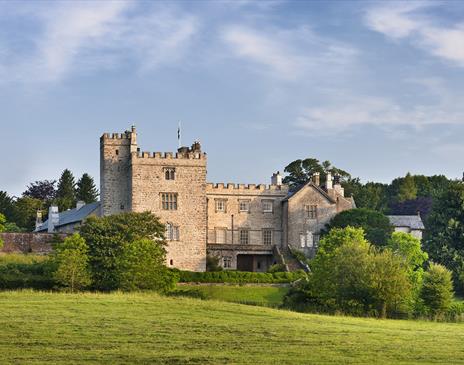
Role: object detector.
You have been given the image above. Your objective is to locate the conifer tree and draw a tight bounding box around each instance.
[76,173,99,204]
[56,169,76,211]
[397,172,417,202]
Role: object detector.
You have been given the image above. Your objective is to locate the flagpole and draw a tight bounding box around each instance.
[178,121,181,149]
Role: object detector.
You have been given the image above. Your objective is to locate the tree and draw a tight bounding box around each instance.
[397,173,417,202]
[79,212,167,291]
[22,180,56,202]
[423,182,464,291]
[420,263,454,318]
[349,181,389,212]
[206,255,223,272]
[0,191,15,222]
[52,233,92,292]
[11,197,43,231]
[0,213,5,249]
[324,208,394,247]
[118,238,177,292]
[56,169,76,211]
[76,173,99,203]
[283,158,350,191]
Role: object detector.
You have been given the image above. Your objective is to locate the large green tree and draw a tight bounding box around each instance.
[56,169,76,211]
[324,208,394,247]
[423,182,464,291]
[75,173,99,203]
[79,212,168,291]
[397,173,418,203]
[12,197,43,231]
[0,191,15,222]
[420,263,454,318]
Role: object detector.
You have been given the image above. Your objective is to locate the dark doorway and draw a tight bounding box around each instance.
[237,255,254,271]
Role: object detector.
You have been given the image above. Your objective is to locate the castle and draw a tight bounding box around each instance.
[100,127,355,272]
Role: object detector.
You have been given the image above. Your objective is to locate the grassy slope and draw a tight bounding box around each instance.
[1,292,464,364]
[174,284,289,306]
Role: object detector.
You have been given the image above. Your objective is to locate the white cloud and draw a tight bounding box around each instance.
[365,2,464,66]
[0,1,198,83]
[221,25,357,80]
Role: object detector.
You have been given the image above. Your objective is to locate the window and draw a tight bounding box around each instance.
[169,259,173,266]
[161,193,178,210]
[165,223,180,241]
[164,168,176,180]
[239,229,249,245]
[239,200,250,212]
[305,204,317,219]
[120,204,124,210]
[262,200,273,213]
[300,233,306,248]
[215,228,226,244]
[215,199,227,212]
[262,229,273,245]
[223,256,232,268]
[115,149,119,155]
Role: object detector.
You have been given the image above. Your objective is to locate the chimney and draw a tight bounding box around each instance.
[47,206,59,233]
[35,210,43,230]
[312,172,320,186]
[326,171,333,190]
[271,171,282,186]
[76,201,86,210]
[333,174,345,197]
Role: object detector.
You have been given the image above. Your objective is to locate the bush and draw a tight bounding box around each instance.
[176,269,306,284]
[52,234,91,292]
[206,255,223,272]
[420,263,454,318]
[0,254,55,290]
[267,264,287,273]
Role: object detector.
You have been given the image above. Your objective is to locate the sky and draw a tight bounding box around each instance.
[1,0,464,197]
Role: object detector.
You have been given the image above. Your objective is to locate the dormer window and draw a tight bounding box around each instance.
[165,168,175,180]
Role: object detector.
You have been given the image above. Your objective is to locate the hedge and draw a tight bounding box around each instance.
[0,255,56,290]
[176,269,306,284]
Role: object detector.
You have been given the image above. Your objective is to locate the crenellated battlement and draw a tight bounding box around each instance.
[206,182,289,193]
[101,132,132,140]
[132,151,206,160]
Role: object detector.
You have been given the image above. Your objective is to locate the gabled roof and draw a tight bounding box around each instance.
[388,215,425,230]
[35,202,100,232]
[284,182,336,203]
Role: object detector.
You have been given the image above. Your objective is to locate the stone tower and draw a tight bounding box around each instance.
[100,127,207,271]
[100,126,137,216]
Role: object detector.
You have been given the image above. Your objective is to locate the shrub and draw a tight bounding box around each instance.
[176,270,306,284]
[52,233,91,292]
[206,255,223,272]
[0,254,55,290]
[420,263,454,318]
[267,264,286,273]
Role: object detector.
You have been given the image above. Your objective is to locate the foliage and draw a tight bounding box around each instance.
[75,173,99,203]
[420,263,454,318]
[22,180,57,202]
[11,196,43,231]
[387,232,428,287]
[52,234,92,292]
[289,227,412,318]
[283,157,350,191]
[79,212,167,291]
[118,238,177,292]
[206,255,223,272]
[423,182,464,292]
[0,213,5,248]
[177,269,306,284]
[0,254,55,290]
[397,172,417,202]
[56,169,76,211]
[345,180,389,212]
[324,208,394,247]
[3,222,25,232]
[267,263,287,273]
[0,191,15,222]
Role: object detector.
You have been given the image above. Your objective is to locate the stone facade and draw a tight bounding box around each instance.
[100,128,355,272]
[0,233,67,254]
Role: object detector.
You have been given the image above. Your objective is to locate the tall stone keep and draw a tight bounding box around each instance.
[100,127,137,216]
[100,127,207,271]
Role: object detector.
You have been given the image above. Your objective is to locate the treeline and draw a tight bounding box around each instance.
[0,169,98,231]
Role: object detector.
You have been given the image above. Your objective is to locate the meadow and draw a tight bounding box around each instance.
[1,291,464,364]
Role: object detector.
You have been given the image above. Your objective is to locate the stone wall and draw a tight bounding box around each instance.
[0,233,66,254]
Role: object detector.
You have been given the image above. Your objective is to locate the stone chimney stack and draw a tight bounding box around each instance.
[35,210,43,230]
[333,174,345,197]
[312,172,320,186]
[271,171,283,186]
[326,171,333,190]
[47,206,59,233]
[76,201,85,210]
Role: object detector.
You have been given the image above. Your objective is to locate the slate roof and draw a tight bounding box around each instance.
[35,201,100,232]
[284,182,336,203]
[388,215,425,230]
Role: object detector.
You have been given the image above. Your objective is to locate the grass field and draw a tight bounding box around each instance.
[1,291,464,364]
[172,284,289,306]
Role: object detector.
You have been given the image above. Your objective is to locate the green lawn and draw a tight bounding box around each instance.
[1,291,464,364]
[172,284,289,306]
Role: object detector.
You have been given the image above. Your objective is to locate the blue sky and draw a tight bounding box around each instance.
[1,0,464,196]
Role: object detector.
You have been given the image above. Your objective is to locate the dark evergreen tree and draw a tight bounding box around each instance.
[0,191,15,222]
[56,169,76,211]
[76,173,99,203]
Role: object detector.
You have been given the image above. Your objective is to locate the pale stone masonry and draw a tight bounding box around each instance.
[100,128,355,272]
